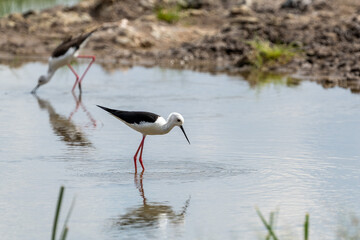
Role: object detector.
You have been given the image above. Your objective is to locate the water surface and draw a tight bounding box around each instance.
[0,62,359,239]
[0,0,79,16]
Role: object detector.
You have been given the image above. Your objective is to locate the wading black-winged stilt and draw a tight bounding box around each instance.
[97,105,190,172]
[31,29,97,94]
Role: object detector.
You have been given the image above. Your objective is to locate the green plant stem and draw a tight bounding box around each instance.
[52,186,64,240]
[59,196,76,240]
[256,208,279,240]
[60,227,68,240]
[304,213,309,240]
[266,212,275,240]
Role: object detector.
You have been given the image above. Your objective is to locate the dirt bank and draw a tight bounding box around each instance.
[0,0,359,92]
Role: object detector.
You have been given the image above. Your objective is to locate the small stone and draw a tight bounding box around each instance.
[188,9,206,16]
[6,21,16,28]
[141,15,157,22]
[140,0,156,8]
[235,55,251,67]
[8,13,23,22]
[306,49,315,56]
[22,10,36,18]
[315,47,331,58]
[229,5,253,16]
[350,65,360,73]
[140,39,154,48]
[323,32,337,43]
[280,0,312,11]
[230,16,258,24]
[114,36,131,46]
[354,15,360,23]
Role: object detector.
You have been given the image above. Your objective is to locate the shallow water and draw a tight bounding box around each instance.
[0,0,79,16]
[0,62,360,239]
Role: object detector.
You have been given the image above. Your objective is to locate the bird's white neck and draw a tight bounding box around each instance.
[45,68,56,82]
[162,117,177,134]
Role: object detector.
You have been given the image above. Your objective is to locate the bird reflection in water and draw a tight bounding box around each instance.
[68,92,97,128]
[112,172,190,230]
[34,94,93,147]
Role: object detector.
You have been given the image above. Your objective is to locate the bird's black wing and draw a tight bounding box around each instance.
[97,105,160,124]
[51,30,96,58]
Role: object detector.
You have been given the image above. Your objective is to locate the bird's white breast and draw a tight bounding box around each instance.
[126,117,168,135]
[49,47,77,71]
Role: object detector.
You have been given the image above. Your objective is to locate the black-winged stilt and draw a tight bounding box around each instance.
[31,29,97,94]
[97,105,190,172]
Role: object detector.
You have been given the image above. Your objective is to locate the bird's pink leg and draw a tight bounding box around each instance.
[73,55,96,92]
[68,64,79,91]
[133,136,146,172]
[139,136,146,171]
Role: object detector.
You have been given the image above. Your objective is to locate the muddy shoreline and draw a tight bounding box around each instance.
[1,0,360,92]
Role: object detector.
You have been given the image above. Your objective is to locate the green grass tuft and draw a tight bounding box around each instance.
[156,7,181,23]
[248,39,300,69]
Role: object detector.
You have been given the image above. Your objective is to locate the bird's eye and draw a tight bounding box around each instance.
[177,119,181,122]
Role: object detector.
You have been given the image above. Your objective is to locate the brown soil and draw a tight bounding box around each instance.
[0,0,360,92]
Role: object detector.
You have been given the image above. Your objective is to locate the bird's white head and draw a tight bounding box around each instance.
[31,75,51,94]
[168,112,185,126]
[167,112,190,144]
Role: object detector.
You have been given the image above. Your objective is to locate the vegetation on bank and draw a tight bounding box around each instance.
[155,0,200,24]
[248,39,301,69]
[155,5,181,23]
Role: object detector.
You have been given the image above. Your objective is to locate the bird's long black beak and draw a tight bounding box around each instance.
[31,84,40,94]
[180,126,190,145]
